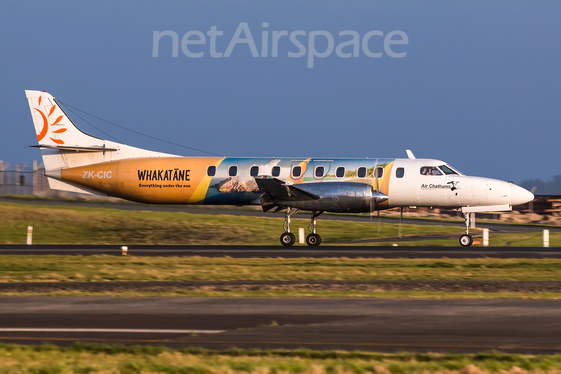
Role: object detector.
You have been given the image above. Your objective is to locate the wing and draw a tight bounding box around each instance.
[254,176,319,212]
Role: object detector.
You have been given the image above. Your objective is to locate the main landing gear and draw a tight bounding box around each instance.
[306,211,323,246]
[279,209,324,246]
[459,212,473,247]
[280,207,297,246]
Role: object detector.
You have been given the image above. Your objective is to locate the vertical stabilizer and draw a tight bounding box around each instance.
[26,90,105,148]
[25,90,177,194]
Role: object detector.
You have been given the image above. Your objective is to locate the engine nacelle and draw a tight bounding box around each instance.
[278,182,388,213]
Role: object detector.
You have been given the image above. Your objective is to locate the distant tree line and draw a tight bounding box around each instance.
[520,175,561,195]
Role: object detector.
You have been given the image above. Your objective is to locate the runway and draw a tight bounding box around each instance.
[0,244,560,258]
[1,297,561,353]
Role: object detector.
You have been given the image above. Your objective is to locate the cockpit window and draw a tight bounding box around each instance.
[439,164,459,175]
[420,166,442,176]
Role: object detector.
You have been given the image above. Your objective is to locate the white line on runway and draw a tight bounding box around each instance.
[0,328,225,334]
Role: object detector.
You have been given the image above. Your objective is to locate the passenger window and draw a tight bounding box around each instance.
[357,167,366,178]
[207,165,216,177]
[292,165,302,178]
[272,166,281,177]
[420,166,442,176]
[375,167,383,178]
[228,166,237,177]
[315,166,324,178]
[250,166,259,177]
[336,166,345,178]
[396,167,404,178]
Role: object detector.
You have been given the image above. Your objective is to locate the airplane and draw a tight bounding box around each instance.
[25,90,534,247]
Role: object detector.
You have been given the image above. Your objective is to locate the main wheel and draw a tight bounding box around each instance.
[306,233,322,246]
[459,234,473,247]
[280,232,296,246]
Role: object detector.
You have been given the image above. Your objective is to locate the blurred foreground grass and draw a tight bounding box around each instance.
[1,343,561,374]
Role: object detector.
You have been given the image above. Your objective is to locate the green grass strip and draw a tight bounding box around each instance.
[3,201,558,246]
[0,201,463,245]
[3,256,561,282]
[2,343,561,373]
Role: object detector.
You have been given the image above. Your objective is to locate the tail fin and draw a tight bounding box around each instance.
[25,90,176,194]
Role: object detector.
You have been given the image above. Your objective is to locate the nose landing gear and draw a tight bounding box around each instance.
[459,212,473,247]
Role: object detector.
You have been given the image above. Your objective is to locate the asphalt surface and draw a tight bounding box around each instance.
[1,244,560,258]
[1,297,561,353]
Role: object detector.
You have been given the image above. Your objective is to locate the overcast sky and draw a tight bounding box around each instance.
[1,1,560,183]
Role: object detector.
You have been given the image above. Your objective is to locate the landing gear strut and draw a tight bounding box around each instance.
[280,207,298,246]
[279,209,325,246]
[306,211,323,246]
[459,212,473,247]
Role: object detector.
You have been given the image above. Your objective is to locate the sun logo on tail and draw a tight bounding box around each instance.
[35,95,67,144]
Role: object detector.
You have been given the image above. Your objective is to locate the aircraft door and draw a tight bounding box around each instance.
[387,160,417,207]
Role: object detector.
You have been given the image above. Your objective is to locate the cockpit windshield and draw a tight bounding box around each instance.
[420,165,463,176]
[439,164,462,175]
[420,166,442,176]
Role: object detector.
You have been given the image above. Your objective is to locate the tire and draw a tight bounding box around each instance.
[280,232,296,246]
[459,234,473,247]
[306,233,322,246]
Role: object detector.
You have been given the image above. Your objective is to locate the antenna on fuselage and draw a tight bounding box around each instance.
[406,150,416,159]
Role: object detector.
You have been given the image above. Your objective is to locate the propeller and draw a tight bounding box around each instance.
[370,160,378,222]
[373,160,382,234]
[374,160,382,235]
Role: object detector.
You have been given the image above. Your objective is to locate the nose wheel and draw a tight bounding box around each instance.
[459,234,473,247]
[459,212,473,247]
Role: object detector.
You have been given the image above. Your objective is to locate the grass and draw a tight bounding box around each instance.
[2,256,561,297]
[3,256,561,283]
[0,201,463,245]
[1,343,561,373]
[1,201,559,298]
[0,201,558,246]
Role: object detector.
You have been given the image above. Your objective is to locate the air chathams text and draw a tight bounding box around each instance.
[152,22,408,68]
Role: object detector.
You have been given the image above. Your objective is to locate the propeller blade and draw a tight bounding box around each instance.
[377,206,381,235]
[399,207,403,238]
[370,191,374,221]
[374,160,379,192]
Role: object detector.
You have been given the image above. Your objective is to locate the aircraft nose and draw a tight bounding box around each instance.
[510,183,534,206]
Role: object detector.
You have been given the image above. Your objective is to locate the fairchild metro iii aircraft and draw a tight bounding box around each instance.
[26,90,534,247]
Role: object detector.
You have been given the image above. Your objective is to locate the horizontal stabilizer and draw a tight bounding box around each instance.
[255,176,319,211]
[29,144,118,152]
